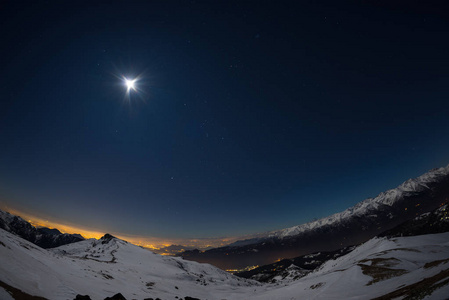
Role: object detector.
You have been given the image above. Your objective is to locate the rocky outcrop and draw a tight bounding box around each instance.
[0,209,84,249]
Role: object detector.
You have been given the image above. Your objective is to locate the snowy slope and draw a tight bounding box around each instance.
[0,230,255,300]
[270,165,449,238]
[249,232,449,300]
[2,228,449,299]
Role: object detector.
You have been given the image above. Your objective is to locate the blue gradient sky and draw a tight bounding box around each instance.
[1,1,449,239]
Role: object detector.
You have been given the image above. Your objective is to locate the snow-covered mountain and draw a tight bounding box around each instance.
[2,226,449,299]
[0,209,84,248]
[0,230,255,300]
[182,165,449,269]
[271,165,449,238]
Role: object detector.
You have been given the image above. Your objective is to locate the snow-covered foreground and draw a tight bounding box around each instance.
[1,229,449,300]
[0,230,255,300]
[251,233,449,300]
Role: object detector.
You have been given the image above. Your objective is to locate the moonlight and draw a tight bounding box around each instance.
[125,78,136,91]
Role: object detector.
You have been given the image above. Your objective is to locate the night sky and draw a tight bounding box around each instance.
[1,1,449,240]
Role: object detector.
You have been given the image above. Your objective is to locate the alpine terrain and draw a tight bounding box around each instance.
[1,166,449,299]
[1,222,449,299]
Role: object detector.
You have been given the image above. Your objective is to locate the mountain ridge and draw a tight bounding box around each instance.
[269,165,449,238]
[0,209,85,249]
[181,165,449,269]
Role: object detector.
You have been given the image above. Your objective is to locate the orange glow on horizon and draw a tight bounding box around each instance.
[0,206,246,250]
[3,207,105,240]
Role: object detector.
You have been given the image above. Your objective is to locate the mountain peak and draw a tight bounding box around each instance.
[100,233,116,244]
[37,227,62,235]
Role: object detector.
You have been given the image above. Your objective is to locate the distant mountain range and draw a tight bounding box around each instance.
[0,209,84,248]
[181,165,449,269]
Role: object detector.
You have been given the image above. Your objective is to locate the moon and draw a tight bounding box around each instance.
[125,78,136,91]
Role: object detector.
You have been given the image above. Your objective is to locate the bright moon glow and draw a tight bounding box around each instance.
[125,78,136,91]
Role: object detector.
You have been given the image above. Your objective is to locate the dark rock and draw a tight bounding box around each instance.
[0,279,47,300]
[75,295,92,300]
[104,293,126,300]
[378,203,449,238]
[185,297,201,300]
[37,227,62,235]
[235,245,355,282]
[101,234,116,244]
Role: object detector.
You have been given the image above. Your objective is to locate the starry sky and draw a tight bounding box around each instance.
[1,1,449,241]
